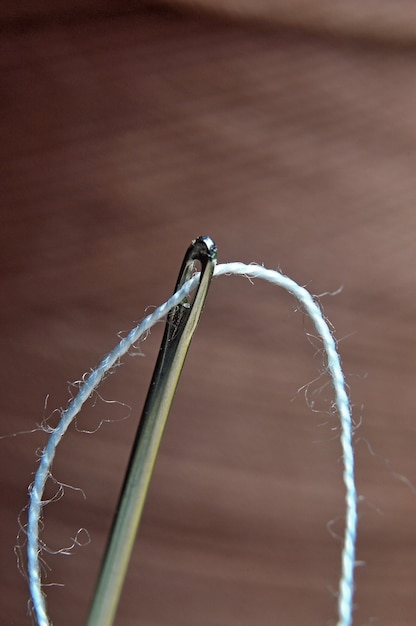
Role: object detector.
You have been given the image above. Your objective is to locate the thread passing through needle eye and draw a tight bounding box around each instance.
[86,235,217,626]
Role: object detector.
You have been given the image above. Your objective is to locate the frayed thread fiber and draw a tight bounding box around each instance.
[27,262,357,626]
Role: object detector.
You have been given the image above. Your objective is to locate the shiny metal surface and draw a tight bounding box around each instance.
[86,237,217,626]
[3,7,416,626]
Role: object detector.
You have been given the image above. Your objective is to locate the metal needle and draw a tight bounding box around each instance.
[86,236,217,626]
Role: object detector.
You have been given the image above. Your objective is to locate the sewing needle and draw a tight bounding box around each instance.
[86,236,217,626]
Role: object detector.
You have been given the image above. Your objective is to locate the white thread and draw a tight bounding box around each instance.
[26,263,357,626]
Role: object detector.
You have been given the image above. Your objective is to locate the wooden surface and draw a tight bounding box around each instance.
[2,6,416,625]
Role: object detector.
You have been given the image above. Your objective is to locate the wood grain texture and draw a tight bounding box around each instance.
[1,6,416,626]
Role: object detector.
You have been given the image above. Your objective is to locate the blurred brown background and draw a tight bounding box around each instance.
[1,2,416,625]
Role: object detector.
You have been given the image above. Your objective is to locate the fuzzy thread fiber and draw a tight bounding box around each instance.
[27,262,357,626]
